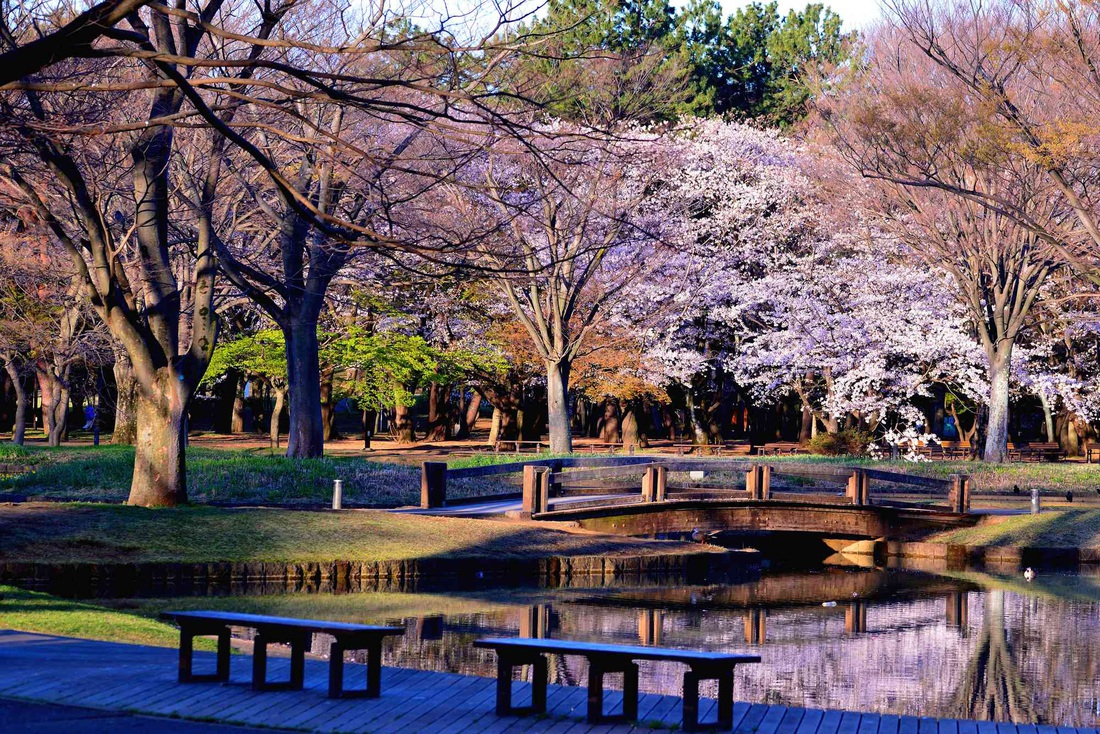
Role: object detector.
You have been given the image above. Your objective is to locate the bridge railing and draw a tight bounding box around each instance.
[421,457,972,514]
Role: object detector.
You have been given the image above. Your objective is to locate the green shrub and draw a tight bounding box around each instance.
[806,429,872,456]
[0,443,34,461]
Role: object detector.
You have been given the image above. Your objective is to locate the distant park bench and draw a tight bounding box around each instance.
[160,610,403,698]
[1007,442,1067,462]
[1087,442,1100,463]
[474,637,760,731]
[674,441,751,457]
[493,439,546,453]
[754,442,806,456]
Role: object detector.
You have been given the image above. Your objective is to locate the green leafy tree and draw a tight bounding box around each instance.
[203,331,287,450]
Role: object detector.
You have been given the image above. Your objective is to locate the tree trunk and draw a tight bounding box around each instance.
[3,360,26,445]
[983,349,1012,463]
[546,359,572,453]
[621,408,640,450]
[393,400,415,443]
[270,386,286,450]
[284,317,324,458]
[461,391,482,437]
[799,405,813,443]
[232,378,246,433]
[1038,390,1055,443]
[320,366,338,441]
[488,406,502,445]
[47,383,68,447]
[598,399,621,444]
[128,380,188,507]
[425,382,451,442]
[112,352,139,445]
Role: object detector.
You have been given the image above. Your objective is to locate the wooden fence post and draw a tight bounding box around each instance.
[759,465,771,500]
[948,474,971,513]
[746,465,758,500]
[522,465,550,516]
[420,462,447,509]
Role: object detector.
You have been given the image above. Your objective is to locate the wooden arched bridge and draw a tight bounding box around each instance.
[414,457,979,540]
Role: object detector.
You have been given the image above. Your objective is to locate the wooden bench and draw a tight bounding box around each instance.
[674,442,751,457]
[1087,442,1100,463]
[160,610,403,698]
[493,440,545,453]
[474,637,759,731]
[755,442,805,456]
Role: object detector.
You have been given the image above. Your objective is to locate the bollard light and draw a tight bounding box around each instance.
[332,479,343,510]
[1031,486,1041,515]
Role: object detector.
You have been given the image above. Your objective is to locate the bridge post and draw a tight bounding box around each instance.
[743,609,766,645]
[522,465,550,516]
[747,465,771,500]
[847,469,869,506]
[642,466,656,502]
[945,592,968,628]
[655,466,668,502]
[420,462,447,509]
[845,602,867,635]
[948,474,971,513]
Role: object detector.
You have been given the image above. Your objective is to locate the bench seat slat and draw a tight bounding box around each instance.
[473,637,760,666]
[160,610,402,636]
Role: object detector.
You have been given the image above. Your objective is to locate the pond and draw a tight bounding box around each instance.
[82,564,1100,727]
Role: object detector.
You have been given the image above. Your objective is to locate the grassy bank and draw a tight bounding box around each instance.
[927,509,1100,549]
[0,584,185,647]
[0,503,712,565]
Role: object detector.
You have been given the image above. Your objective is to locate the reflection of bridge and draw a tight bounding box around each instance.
[416,457,979,541]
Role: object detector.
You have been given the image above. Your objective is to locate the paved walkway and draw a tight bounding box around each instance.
[0,697,293,733]
[1,631,1093,734]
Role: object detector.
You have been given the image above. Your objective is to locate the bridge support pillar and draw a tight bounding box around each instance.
[521,605,551,639]
[522,466,551,516]
[421,462,447,509]
[945,592,968,628]
[948,474,971,513]
[847,469,869,506]
[746,465,771,500]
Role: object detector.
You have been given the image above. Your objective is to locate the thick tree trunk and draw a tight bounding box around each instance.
[128,381,188,507]
[393,400,415,443]
[488,406,502,445]
[799,405,813,443]
[47,384,68,446]
[621,408,640,450]
[546,359,572,453]
[597,400,621,444]
[112,353,138,445]
[425,382,451,442]
[232,378,246,433]
[284,317,324,458]
[1038,390,1055,443]
[270,387,286,450]
[983,349,1012,463]
[3,360,26,445]
[461,391,482,438]
[320,366,338,441]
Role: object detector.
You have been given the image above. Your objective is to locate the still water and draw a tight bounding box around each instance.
[99,567,1100,727]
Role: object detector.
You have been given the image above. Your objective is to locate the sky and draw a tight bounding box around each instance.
[723,0,883,30]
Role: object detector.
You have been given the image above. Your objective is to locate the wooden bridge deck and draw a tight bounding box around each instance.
[0,631,1093,734]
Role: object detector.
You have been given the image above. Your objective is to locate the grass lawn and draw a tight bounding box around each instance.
[0,503,712,564]
[0,444,517,506]
[926,509,1100,549]
[0,584,186,647]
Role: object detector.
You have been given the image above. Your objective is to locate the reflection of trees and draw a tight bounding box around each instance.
[953,591,1034,723]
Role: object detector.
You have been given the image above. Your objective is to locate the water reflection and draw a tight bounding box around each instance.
[93,568,1099,727]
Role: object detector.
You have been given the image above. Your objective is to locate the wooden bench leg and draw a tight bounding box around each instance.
[179,625,231,683]
[587,660,639,724]
[366,640,382,698]
[683,667,736,731]
[328,641,345,698]
[494,652,546,716]
[289,634,306,690]
[251,633,269,691]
